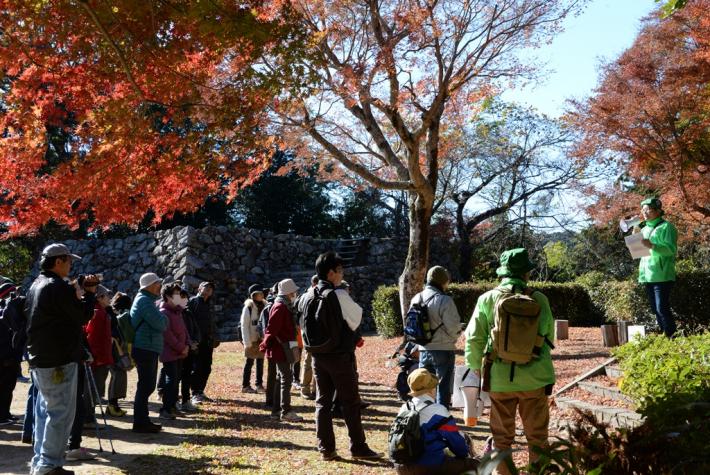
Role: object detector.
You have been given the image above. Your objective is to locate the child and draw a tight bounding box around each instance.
[395,342,420,401]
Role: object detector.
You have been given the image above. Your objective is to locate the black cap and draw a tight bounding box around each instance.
[248,284,264,297]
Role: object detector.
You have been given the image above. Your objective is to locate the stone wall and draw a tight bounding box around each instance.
[28,226,413,340]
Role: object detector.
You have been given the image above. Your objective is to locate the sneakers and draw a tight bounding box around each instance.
[65,447,96,461]
[191,394,204,405]
[255,384,265,393]
[280,411,304,422]
[269,413,280,420]
[132,422,162,433]
[321,450,339,461]
[351,447,382,460]
[178,401,198,413]
[159,409,176,420]
[106,404,126,417]
[292,381,302,390]
[241,386,257,394]
[301,391,315,400]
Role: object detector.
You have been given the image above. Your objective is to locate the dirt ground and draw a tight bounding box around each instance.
[0,327,609,474]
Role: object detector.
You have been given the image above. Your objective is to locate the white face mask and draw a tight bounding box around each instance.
[179,297,189,308]
[171,295,185,308]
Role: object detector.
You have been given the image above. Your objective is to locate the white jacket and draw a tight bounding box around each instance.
[240,299,262,346]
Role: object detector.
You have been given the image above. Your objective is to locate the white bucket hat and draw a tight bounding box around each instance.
[139,272,163,290]
[277,278,299,296]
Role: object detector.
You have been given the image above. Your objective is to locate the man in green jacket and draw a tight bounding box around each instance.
[464,249,555,475]
[635,197,678,337]
[130,272,167,433]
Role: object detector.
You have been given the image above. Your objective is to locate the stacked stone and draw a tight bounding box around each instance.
[26,225,411,341]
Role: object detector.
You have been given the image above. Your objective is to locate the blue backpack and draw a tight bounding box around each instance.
[403,293,441,346]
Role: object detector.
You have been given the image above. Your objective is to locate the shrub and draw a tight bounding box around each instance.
[613,333,710,419]
[577,272,710,332]
[0,240,34,284]
[372,281,602,337]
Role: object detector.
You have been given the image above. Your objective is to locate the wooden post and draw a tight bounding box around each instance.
[555,320,569,340]
[601,324,619,347]
[617,321,630,345]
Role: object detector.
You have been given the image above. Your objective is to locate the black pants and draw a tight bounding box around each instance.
[69,364,86,450]
[312,352,367,454]
[265,358,277,406]
[0,361,19,419]
[192,339,214,394]
[180,351,196,404]
[242,357,264,388]
[161,360,181,412]
[132,347,159,425]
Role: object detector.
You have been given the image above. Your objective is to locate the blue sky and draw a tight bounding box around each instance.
[503,0,657,117]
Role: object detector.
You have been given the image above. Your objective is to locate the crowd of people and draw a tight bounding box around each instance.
[0,196,678,475]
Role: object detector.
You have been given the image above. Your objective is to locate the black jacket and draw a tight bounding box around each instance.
[25,271,96,368]
[188,296,215,342]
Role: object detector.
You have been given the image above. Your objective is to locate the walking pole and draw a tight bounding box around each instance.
[86,363,117,454]
[83,362,104,452]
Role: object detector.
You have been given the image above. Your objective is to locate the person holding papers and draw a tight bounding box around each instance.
[633,197,678,337]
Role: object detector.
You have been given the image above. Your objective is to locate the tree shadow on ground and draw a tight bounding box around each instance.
[125,452,260,474]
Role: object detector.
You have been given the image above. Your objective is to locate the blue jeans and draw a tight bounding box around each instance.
[132,347,159,425]
[419,350,455,407]
[23,377,38,444]
[31,363,78,474]
[161,360,180,412]
[645,282,676,337]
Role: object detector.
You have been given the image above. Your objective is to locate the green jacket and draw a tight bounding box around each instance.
[638,218,677,283]
[130,290,167,354]
[464,278,555,393]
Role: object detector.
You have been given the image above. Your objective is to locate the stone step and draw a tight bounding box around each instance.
[556,397,644,429]
[577,381,632,403]
[606,365,623,379]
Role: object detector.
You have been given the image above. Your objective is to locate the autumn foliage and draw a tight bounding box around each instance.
[569,1,710,237]
[0,1,302,235]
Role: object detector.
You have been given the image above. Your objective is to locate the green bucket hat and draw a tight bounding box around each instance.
[640,197,663,210]
[496,248,536,278]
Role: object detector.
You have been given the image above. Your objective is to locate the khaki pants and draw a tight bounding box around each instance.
[489,387,549,475]
[300,350,313,394]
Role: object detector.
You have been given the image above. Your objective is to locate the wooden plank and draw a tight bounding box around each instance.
[601,324,619,347]
[618,321,630,345]
[553,357,618,397]
[555,320,569,340]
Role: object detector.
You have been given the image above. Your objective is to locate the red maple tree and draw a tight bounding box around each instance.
[0,1,301,235]
[569,1,710,239]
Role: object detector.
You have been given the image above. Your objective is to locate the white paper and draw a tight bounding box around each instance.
[628,325,646,341]
[624,233,651,259]
[451,365,490,408]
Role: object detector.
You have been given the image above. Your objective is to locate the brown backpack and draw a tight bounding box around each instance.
[491,287,545,365]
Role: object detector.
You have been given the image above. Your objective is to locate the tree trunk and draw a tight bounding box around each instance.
[398,190,434,322]
[455,199,472,281]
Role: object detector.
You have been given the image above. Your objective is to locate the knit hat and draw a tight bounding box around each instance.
[248,284,264,297]
[277,278,299,296]
[95,285,111,299]
[496,248,536,278]
[426,266,450,287]
[407,368,439,397]
[139,272,163,290]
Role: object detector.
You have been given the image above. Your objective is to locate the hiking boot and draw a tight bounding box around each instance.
[321,450,339,461]
[198,393,213,402]
[241,386,257,394]
[255,384,265,393]
[178,401,198,413]
[106,404,126,417]
[269,413,280,420]
[65,447,96,461]
[132,422,162,433]
[292,381,302,390]
[281,411,304,422]
[351,447,382,460]
[159,409,176,420]
[301,391,315,400]
[191,394,204,405]
[45,468,75,475]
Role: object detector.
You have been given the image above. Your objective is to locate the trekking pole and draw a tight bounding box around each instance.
[83,362,104,452]
[86,363,117,454]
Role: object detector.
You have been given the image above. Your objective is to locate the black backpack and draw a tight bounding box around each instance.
[0,292,27,353]
[257,301,273,339]
[388,400,438,464]
[301,286,342,354]
[403,293,441,346]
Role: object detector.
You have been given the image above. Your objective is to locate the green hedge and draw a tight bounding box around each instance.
[577,271,710,333]
[372,282,601,338]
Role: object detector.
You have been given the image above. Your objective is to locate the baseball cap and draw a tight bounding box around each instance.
[41,243,82,261]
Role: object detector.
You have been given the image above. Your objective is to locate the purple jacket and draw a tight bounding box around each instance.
[159,301,189,363]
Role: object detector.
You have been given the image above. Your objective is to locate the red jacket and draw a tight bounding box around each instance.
[159,301,189,363]
[85,304,113,367]
[261,300,296,362]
